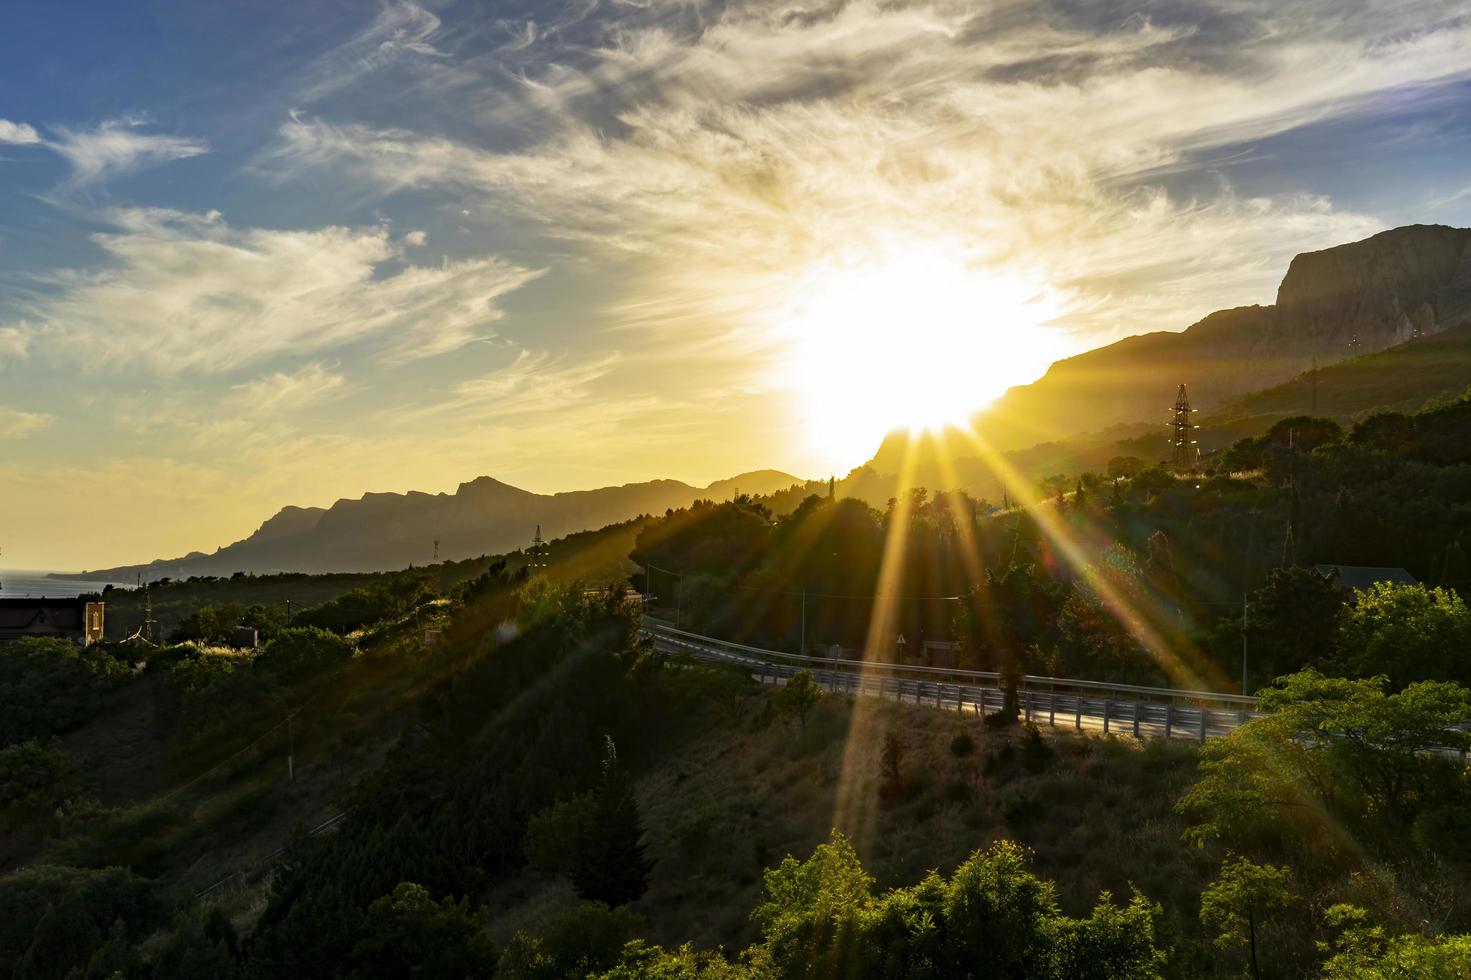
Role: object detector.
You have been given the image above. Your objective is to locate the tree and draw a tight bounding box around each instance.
[1246,566,1346,682]
[1199,857,1295,980]
[0,740,80,831]
[252,627,353,685]
[1319,905,1471,979]
[1178,670,1471,850]
[956,564,1057,721]
[1337,582,1471,687]
[1106,456,1145,479]
[776,669,823,735]
[500,903,645,980]
[1265,416,1343,453]
[348,882,497,979]
[1219,437,1266,473]
[571,737,654,908]
[750,832,1166,980]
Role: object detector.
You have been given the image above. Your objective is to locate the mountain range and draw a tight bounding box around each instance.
[73,223,1471,580]
[74,470,802,581]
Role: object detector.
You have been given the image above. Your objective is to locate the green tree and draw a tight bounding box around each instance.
[347,882,497,980]
[1246,566,1346,682]
[1178,670,1471,850]
[1319,905,1471,979]
[1200,857,1295,980]
[499,902,643,980]
[571,738,653,908]
[776,669,823,735]
[956,564,1056,720]
[0,740,80,829]
[1337,582,1471,687]
[1106,456,1146,479]
[252,627,353,685]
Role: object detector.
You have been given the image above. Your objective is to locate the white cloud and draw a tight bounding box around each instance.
[46,118,207,188]
[403,229,428,247]
[0,408,54,439]
[266,0,1471,359]
[15,208,542,373]
[0,119,41,145]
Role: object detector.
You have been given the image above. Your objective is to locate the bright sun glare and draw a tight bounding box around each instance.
[785,243,1070,469]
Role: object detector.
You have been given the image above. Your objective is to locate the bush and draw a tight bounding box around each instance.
[950,731,976,757]
[0,740,80,828]
[347,882,497,980]
[0,638,125,747]
[498,902,642,980]
[253,627,353,684]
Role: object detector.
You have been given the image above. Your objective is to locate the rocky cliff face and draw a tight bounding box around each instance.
[1274,224,1471,353]
[870,224,1471,472]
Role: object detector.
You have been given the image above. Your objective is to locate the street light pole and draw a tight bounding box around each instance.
[1241,594,1250,696]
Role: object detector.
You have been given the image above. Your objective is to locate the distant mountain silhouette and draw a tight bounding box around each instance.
[870,224,1471,473]
[75,470,804,580]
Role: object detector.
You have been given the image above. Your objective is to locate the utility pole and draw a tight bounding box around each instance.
[799,589,806,655]
[1241,595,1250,696]
[433,539,440,563]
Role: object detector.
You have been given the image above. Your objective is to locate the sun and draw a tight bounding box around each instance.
[781,241,1070,469]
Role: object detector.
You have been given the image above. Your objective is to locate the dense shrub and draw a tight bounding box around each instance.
[252,627,353,684]
[0,638,127,748]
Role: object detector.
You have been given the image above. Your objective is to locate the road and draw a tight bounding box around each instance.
[647,624,1261,741]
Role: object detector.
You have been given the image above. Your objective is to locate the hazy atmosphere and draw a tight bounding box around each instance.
[4,0,1470,568]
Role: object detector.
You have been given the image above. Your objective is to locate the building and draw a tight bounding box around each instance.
[0,597,105,645]
[1313,564,1419,593]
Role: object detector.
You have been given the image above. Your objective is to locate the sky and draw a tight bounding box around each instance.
[2,0,1470,570]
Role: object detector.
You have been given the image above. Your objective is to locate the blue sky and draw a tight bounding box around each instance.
[2,0,1470,568]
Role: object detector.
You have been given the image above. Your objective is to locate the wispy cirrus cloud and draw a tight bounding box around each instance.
[231,362,348,415]
[7,208,541,373]
[46,118,208,188]
[0,408,54,439]
[267,0,1471,352]
[0,116,206,187]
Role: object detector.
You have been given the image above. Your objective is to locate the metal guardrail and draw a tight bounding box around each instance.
[193,811,348,900]
[648,626,1263,741]
[644,621,1259,708]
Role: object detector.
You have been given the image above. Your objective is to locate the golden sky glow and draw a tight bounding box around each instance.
[781,240,1070,469]
[2,1,1471,568]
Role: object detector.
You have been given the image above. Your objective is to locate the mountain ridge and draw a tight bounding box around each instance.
[870,223,1471,472]
[74,469,805,581]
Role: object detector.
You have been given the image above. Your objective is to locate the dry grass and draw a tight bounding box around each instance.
[621,691,1218,954]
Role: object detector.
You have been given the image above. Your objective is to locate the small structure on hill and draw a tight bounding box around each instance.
[1313,564,1418,593]
[0,597,105,645]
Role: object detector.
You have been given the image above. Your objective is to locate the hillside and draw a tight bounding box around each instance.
[1202,323,1471,434]
[73,470,802,580]
[870,224,1471,474]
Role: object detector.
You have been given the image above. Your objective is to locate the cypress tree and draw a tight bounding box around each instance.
[571,737,653,907]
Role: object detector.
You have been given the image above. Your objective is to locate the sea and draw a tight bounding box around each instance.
[0,570,132,598]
